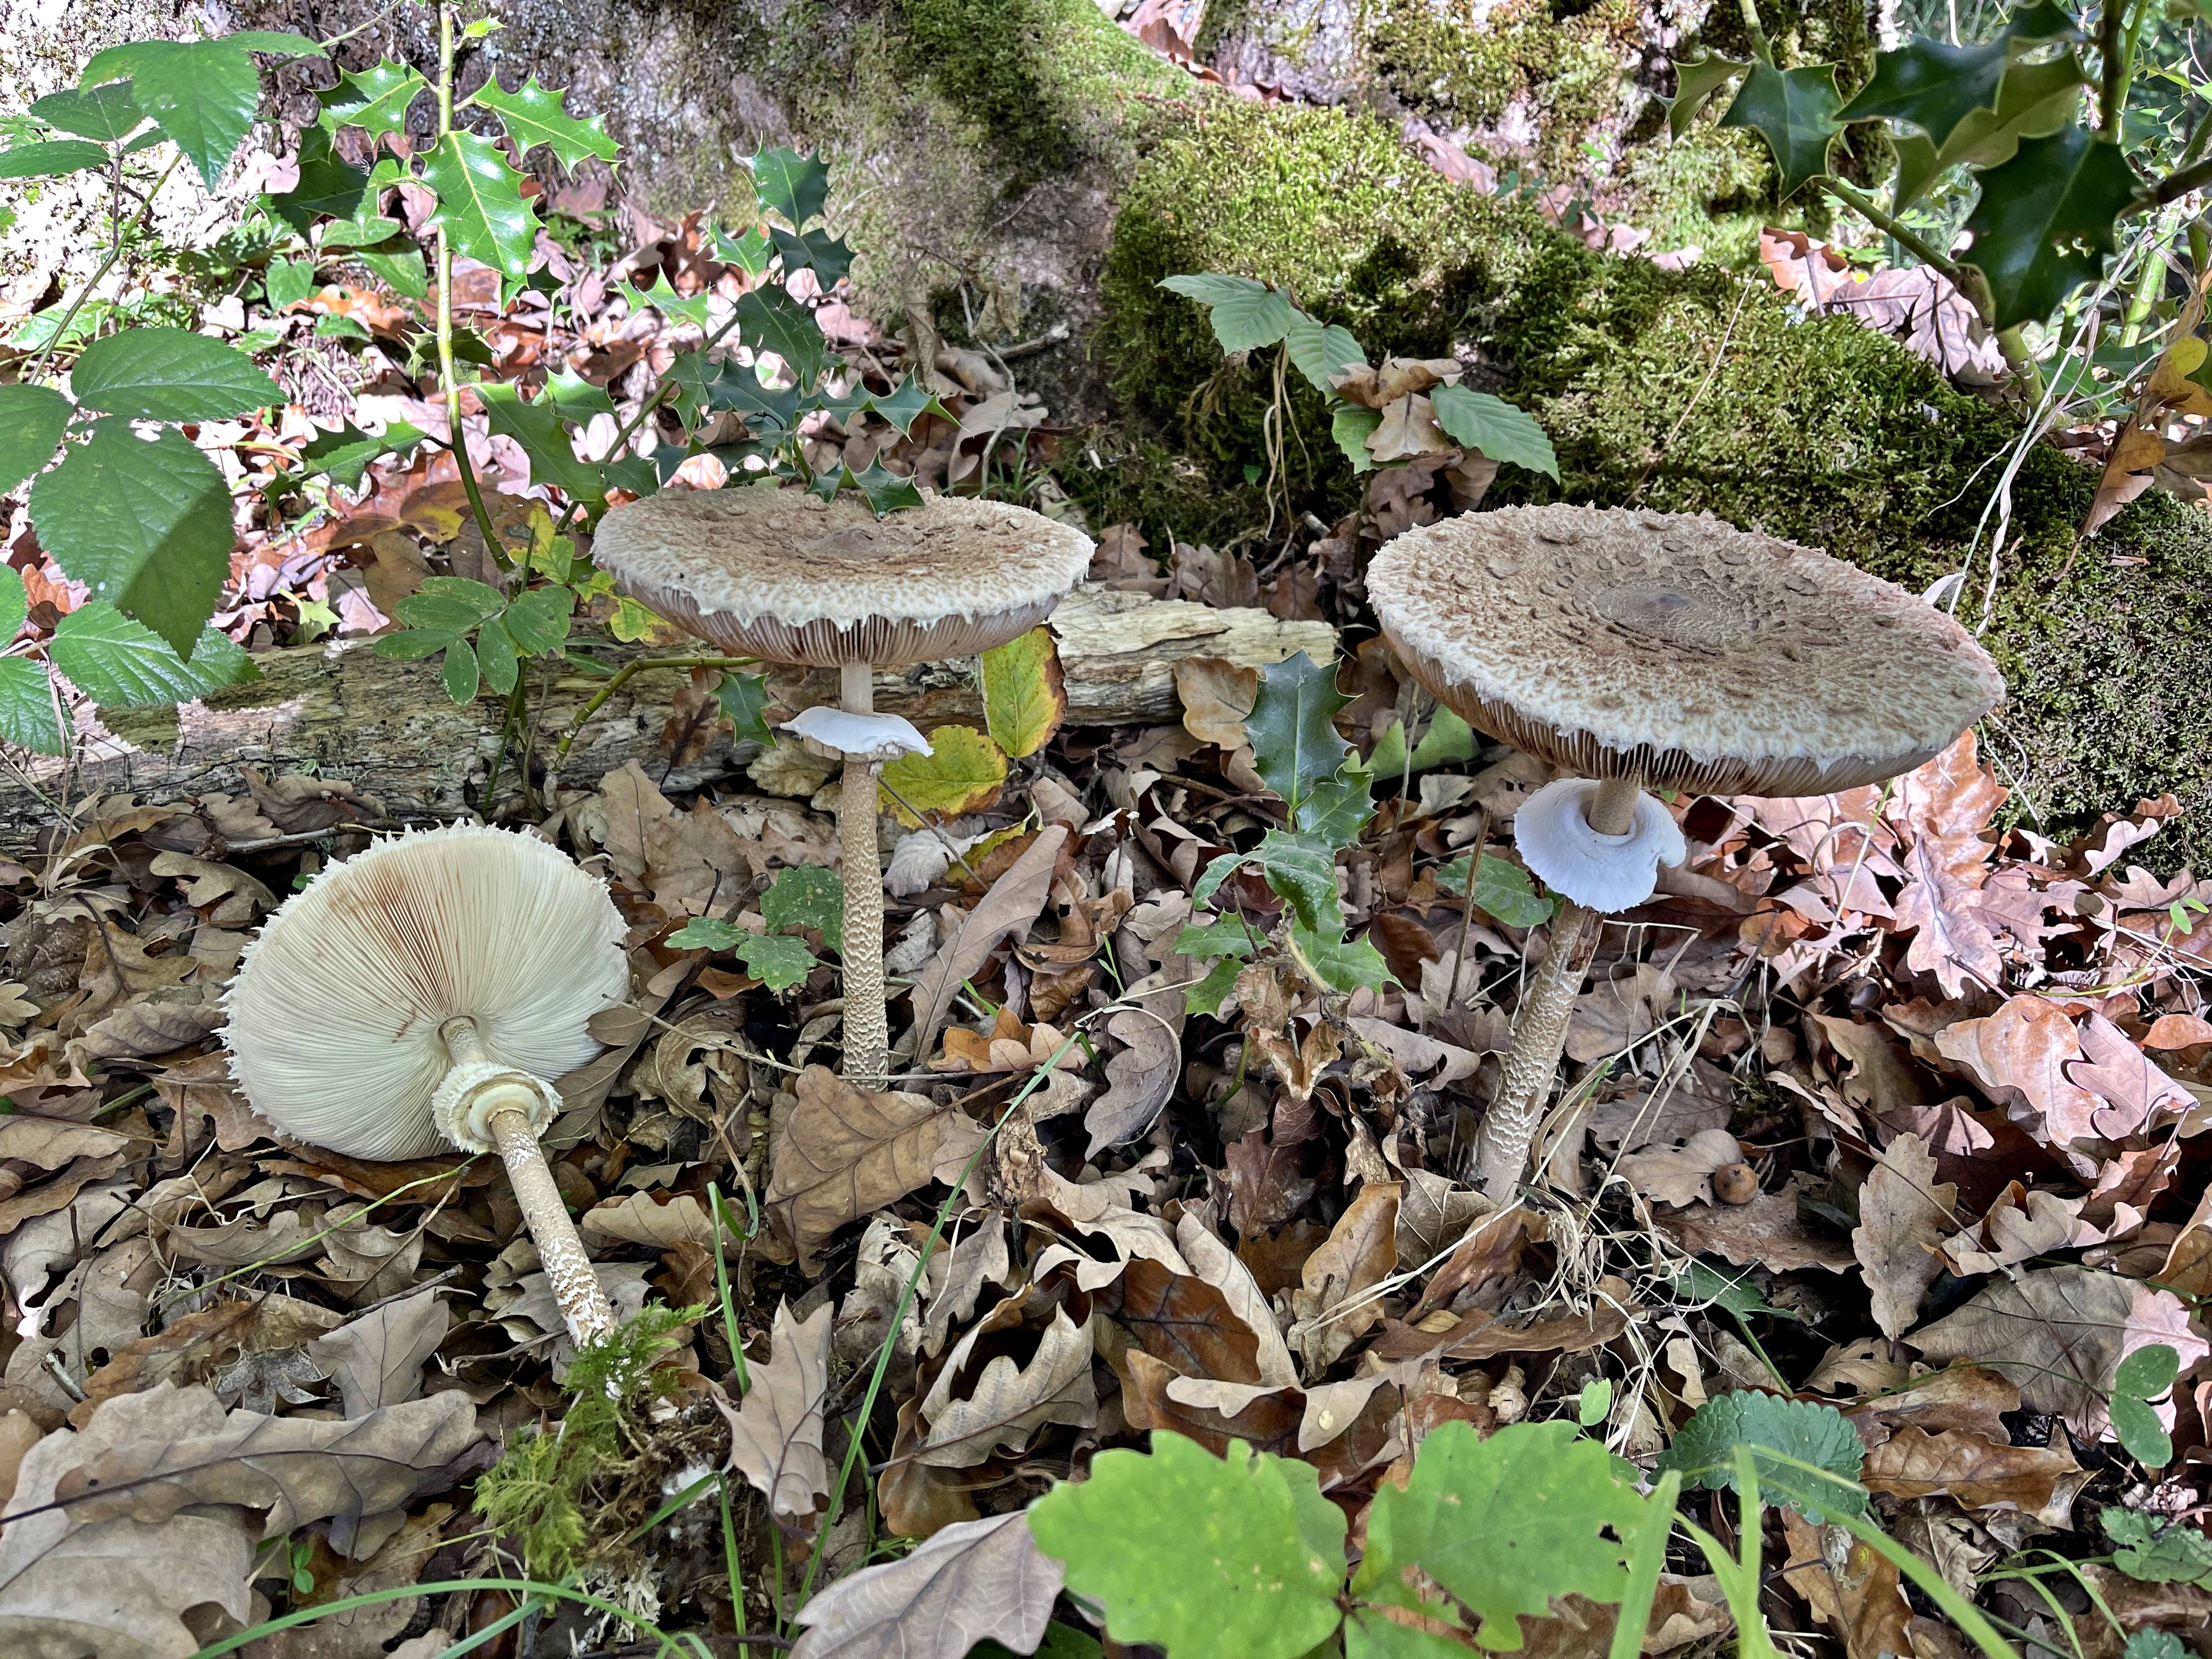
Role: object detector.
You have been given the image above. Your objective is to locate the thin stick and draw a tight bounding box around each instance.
[1450,809,1492,1007]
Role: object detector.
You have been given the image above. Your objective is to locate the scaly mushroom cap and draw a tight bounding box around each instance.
[1368,504,2005,796]
[222,824,630,1160]
[590,487,1094,667]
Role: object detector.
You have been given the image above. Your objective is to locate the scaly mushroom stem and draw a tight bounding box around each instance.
[1476,774,1641,1201]
[441,1019,616,1345]
[838,661,891,1088]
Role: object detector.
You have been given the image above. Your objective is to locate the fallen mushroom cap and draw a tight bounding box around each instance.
[1368,504,2006,796]
[222,823,631,1161]
[591,487,1094,666]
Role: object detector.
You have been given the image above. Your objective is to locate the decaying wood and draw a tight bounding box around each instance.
[0,587,1333,851]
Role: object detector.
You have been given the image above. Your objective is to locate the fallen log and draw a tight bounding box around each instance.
[0,587,1333,850]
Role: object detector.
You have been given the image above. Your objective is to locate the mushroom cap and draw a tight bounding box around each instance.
[1368,504,2005,797]
[222,824,630,1161]
[590,487,1094,667]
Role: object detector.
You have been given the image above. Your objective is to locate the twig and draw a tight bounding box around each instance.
[547,654,760,771]
[873,776,986,885]
[1451,809,1492,1007]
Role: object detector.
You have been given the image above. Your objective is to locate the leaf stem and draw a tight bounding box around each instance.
[2098,0,2130,136]
[1735,0,1774,66]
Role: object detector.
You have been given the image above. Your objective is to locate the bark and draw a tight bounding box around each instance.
[0,589,1330,850]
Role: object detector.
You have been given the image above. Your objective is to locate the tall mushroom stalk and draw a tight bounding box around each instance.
[225,825,631,1343]
[592,486,1091,1087]
[1368,504,2005,1204]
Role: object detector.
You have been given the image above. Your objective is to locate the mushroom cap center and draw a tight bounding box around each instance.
[1588,577,1759,651]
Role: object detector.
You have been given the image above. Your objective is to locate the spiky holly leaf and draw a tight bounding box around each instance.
[634,269,714,330]
[1429,385,1558,479]
[299,418,428,490]
[477,380,609,506]
[1029,1433,1346,1659]
[714,669,774,744]
[980,627,1066,759]
[770,224,855,287]
[714,222,774,276]
[270,126,368,230]
[880,725,1008,826]
[48,601,256,707]
[1293,924,1393,994]
[1194,831,1342,934]
[762,865,844,938]
[1836,35,2011,145]
[1350,1421,1653,1651]
[319,61,427,148]
[1666,50,1751,138]
[735,285,828,390]
[750,145,830,227]
[31,80,143,142]
[1720,61,1845,198]
[847,461,926,515]
[1172,918,1259,961]
[1656,1392,1866,1523]
[1961,126,2136,330]
[1439,853,1558,929]
[1244,650,1351,817]
[868,376,952,437]
[30,421,234,656]
[421,130,538,278]
[1891,51,2086,209]
[0,384,72,495]
[1159,273,1296,353]
[465,75,616,170]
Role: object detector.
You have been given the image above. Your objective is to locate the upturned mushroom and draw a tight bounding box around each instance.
[591,486,1092,1087]
[1368,504,2003,1200]
[224,823,632,1343]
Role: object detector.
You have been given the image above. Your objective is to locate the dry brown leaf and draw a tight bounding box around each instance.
[1849,1362,2019,1446]
[768,1066,986,1271]
[1173,656,1259,749]
[1658,1178,1857,1272]
[719,1300,832,1525]
[1909,1266,2209,1435]
[1781,1509,1915,1659]
[921,1217,1012,1359]
[916,1302,1096,1467]
[904,826,1067,1067]
[788,1510,1063,1659]
[1933,997,2103,1147]
[1860,1424,2082,1511]
[1513,1579,1731,1657]
[1120,1348,1301,1457]
[1853,1132,1956,1338]
[309,1289,449,1417]
[1617,1129,1743,1208]
[1938,1182,2092,1276]
[1290,1181,1400,1374]
[1566,964,1675,1063]
[0,1117,133,1170]
[1085,1005,1179,1154]
[1094,1255,1266,1384]
[581,1189,719,1251]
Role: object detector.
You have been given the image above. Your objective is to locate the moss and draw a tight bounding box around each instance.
[890,0,1182,183]
[1093,96,2212,869]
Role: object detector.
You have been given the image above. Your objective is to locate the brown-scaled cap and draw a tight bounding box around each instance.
[1367,504,2005,797]
[223,825,630,1160]
[590,486,1094,667]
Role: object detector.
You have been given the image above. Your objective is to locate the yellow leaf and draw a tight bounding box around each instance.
[979,627,1068,759]
[2111,426,2166,473]
[880,725,1008,826]
[608,594,674,642]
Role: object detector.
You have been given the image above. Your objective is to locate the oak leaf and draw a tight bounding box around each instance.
[767,1066,986,1271]
[1860,1424,2081,1511]
[1853,1133,1956,1338]
[1289,1181,1400,1373]
[916,1302,1096,1467]
[788,1510,1063,1659]
[718,1300,832,1524]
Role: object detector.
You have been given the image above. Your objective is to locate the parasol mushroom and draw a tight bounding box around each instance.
[1368,504,2003,1200]
[224,823,632,1343]
[592,486,1092,1087]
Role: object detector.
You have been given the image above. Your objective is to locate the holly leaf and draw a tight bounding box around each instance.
[1429,385,1559,479]
[30,421,233,656]
[749,146,830,227]
[420,130,538,278]
[714,222,774,276]
[1656,1393,1867,1523]
[1195,830,1342,934]
[0,139,111,179]
[70,326,276,422]
[0,383,72,494]
[868,376,951,437]
[1172,918,1258,961]
[319,61,427,147]
[1962,126,2136,330]
[763,865,844,938]
[269,126,367,230]
[734,285,828,390]
[980,627,1066,759]
[1159,273,1296,353]
[1291,924,1394,994]
[881,725,1008,826]
[1281,314,1365,393]
[1244,650,1350,817]
[1892,51,2087,209]
[48,601,256,707]
[464,75,616,169]
[848,460,926,515]
[634,269,714,330]
[299,418,428,491]
[769,224,855,287]
[1720,61,1846,198]
[1836,35,2011,146]
[477,379,608,504]
[1028,1432,1347,1659]
[1295,768,1374,846]
[31,80,143,142]
[1350,1421,1652,1651]
[1439,853,1559,928]
[713,669,774,744]
[1667,51,1751,138]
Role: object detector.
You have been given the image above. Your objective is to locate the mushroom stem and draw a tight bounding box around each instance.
[1475,774,1643,1201]
[442,1021,616,1345]
[838,661,890,1089]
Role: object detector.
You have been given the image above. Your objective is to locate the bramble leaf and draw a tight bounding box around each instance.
[70,327,277,422]
[1720,61,1845,198]
[0,139,111,179]
[1429,386,1559,479]
[48,601,256,707]
[1028,1432,1347,1659]
[1656,1392,1866,1523]
[1350,1421,1652,1651]
[500,586,575,656]
[0,656,64,755]
[1961,126,2136,330]
[30,421,234,656]
[465,75,617,170]
[421,131,538,278]
[980,627,1066,759]
[94,37,264,189]
[30,80,142,142]
[0,384,72,494]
